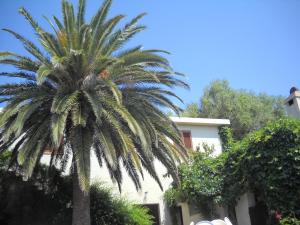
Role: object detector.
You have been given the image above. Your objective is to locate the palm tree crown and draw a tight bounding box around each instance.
[0,0,188,193]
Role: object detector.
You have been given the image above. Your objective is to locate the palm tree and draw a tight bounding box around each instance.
[0,0,188,224]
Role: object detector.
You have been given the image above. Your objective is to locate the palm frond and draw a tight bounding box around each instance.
[71,126,92,192]
[77,0,86,29]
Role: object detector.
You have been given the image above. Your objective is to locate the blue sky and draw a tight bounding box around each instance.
[0,0,299,106]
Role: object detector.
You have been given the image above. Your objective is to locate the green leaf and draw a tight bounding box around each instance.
[51,91,80,113]
[71,103,87,127]
[51,112,68,147]
[37,65,52,84]
[0,51,16,58]
[71,126,92,192]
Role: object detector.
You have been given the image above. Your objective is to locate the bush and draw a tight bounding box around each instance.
[164,187,183,207]
[164,150,225,219]
[0,167,72,225]
[280,216,300,225]
[91,183,153,225]
[0,166,153,225]
[222,118,300,215]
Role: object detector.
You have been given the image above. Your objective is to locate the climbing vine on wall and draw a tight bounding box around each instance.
[222,118,300,215]
[218,126,234,152]
[165,118,300,220]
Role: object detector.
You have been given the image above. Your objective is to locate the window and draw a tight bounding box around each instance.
[288,99,294,106]
[180,130,193,149]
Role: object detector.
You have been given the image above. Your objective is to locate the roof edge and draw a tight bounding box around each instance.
[284,91,300,104]
[170,117,230,126]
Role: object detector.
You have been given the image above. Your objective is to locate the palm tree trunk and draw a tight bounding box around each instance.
[72,165,91,225]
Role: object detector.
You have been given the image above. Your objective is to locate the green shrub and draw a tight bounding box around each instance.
[0,167,153,225]
[218,126,234,152]
[164,187,183,207]
[164,151,225,219]
[222,118,300,215]
[91,183,153,225]
[126,204,154,225]
[0,168,72,225]
[280,216,300,225]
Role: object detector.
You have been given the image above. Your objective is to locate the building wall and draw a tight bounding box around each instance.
[90,123,225,225]
[285,96,300,118]
[284,90,300,118]
[235,193,255,225]
[90,154,174,225]
[177,124,223,155]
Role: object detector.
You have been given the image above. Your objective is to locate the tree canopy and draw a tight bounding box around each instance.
[182,80,286,139]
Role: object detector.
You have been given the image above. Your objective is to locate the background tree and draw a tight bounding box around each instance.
[180,103,200,118]
[0,0,188,224]
[182,80,286,139]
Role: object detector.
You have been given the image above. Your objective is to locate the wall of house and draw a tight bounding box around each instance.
[285,96,300,118]
[177,124,223,155]
[90,154,174,225]
[235,193,255,225]
[90,123,225,225]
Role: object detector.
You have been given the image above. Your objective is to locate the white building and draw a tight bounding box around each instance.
[90,117,230,225]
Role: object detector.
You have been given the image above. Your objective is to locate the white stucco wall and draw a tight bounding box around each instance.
[285,97,300,118]
[285,91,300,118]
[177,124,223,156]
[235,193,255,225]
[90,154,174,225]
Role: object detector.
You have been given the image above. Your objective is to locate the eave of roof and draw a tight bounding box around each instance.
[170,117,230,126]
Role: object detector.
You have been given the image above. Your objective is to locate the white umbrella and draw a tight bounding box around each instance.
[196,221,213,225]
[224,217,233,225]
[211,219,226,225]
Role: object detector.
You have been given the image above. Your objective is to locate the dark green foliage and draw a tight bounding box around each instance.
[222,118,300,216]
[179,152,223,205]
[0,167,72,225]
[182,80,286,139]
[280,215,300,225]
[164,150,224,218]
[165,118,300,221]
[218,126,234,152]
[164,187,183,207]
[0,167,153,225]
[91,184,153,225]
